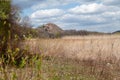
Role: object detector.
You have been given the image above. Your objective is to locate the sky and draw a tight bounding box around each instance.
[12,0,120,32]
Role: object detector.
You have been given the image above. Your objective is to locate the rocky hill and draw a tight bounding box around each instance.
[36,23,108,38]
[37,23,64,38]
[42,23,63,34]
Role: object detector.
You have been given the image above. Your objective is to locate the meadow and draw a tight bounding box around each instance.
[24,35,120,60]
[0,35,120,80]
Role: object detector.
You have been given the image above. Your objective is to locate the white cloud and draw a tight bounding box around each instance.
[60,14,107,26]
[30,0,99,10]
[101,11,120,21]
[69,3,120,14]
[69,3,105,14]
[30,9,64,19]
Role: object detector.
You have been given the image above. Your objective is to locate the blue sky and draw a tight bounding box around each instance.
[12,0,120,32]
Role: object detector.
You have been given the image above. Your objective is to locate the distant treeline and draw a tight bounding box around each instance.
[19,27,112,39]
[61,30,107,36]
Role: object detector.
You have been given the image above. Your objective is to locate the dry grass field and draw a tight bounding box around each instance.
[1,35,120,80]
[23,35,120,61]
[19,35,120,80]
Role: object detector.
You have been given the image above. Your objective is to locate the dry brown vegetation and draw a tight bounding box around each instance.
[19,35,120,80]
[23,35,120,60]
[1,35,120,80]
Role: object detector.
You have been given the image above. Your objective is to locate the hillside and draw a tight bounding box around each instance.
[43,23,64,34]
[37,23,64,38]
[26,23,110,38]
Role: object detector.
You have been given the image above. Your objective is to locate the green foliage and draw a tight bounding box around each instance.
[11,72,17,80]
[0,0,28,69]
[19,57,27,68]
[0,0,10,19]
[0,0,11,57]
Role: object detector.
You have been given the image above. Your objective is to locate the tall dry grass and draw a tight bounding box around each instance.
[23,35,120,61]
[2,35,119,80]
